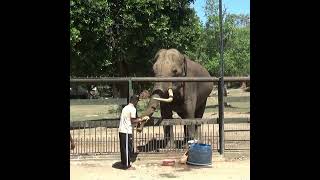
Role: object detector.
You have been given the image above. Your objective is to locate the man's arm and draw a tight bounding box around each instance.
[130,108,150,124]
[131,117,143,124]
[131,116,150,125]
[129,109,143,124]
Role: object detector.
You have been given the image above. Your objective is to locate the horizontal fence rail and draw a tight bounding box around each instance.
[70,118,250,129]
[70,98,127,105]
[70,76,250,83]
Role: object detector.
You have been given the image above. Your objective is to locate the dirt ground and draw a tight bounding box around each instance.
[70,152,250,180]
[70,88,250,179]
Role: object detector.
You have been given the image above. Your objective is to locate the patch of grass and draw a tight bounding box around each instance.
[70,89,249,121]
[107,105,122,114]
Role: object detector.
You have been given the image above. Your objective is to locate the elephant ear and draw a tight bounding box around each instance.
[181,54,188,77]
[154,49,166,61]
[153,49,166,71]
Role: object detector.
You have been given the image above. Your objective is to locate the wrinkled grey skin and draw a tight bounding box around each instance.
[138,48,213,148]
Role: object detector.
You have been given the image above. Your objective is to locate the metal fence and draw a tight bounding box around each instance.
[70,76,250,155]
[70,118,249,155]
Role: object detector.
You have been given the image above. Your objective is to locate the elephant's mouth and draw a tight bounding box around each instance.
[152,89,174,103]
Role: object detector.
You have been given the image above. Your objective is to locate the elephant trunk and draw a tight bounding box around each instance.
[137,82,174,132]
[137,94,160,132]
[142,94,160,117]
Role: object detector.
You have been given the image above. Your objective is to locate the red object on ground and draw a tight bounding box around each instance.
[162,159,175,166]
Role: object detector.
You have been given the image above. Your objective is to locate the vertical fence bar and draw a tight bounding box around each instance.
[111,129,113,152]
[100,121,102,153]
[135,127,138,153]
[88,122,91,153]
[78,123,81,153]
[97,137,100,153]
[72,128,75,153]
[178,132,180,150]
[157,124,160,150]
[218,0,225,155]
[83,122,86,153]
[144,133,147,152]
[147,126,150,152]
[218,80,224,154]
[90,128,92,153]
[95,123,97,153]
[91,137,93,153]
[199,122,202,143]
[174,124,177,152]
[170,125,173,151]
[114,136,116,153]
[186,124,188,143]
[212,122,214,150]
[80,138,83,154]
[94,122,97,152]
[128,78,133,103]
[128,78,136,154]
[108,137,110,152]
[205,131,207,145]
[181,124,183,149]
[105,120,108,153]
[207,122,210,145]
[152,123,155,152]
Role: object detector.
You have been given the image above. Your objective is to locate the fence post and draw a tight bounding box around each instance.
[128,78,133,103]
[128,78,137,154]
[218,78,225,155]
[218,0,225,155]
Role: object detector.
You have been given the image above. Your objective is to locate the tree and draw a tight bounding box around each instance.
[70,0,113,77]
[70,0,202,97]
[188,0,250,77]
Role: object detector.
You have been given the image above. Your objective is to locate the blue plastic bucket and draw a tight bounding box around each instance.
[187,143,212,166]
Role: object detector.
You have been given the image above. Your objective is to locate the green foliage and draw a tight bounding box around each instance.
[70,0,200,78]
[187,0,250,77]
[70,0,114,76]
[70,0,249,79]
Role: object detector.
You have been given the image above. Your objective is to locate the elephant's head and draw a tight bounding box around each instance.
[152,48,186,100]
[137,49,187,132]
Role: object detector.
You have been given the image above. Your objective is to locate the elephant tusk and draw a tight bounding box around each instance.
[168,88,173,96]
[152,89,174,103]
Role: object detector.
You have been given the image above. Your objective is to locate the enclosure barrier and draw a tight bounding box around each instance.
[70,76,250,155]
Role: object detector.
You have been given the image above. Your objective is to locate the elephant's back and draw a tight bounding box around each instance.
[186,59,213,101]
[186,59,211,77]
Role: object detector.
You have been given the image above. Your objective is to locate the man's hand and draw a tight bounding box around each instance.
[141,116,150,121]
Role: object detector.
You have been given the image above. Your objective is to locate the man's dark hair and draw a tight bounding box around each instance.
[130,95,139,104]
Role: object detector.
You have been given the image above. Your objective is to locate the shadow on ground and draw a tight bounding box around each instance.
[136,139,188,152]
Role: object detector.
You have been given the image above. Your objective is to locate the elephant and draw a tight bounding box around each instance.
[137,48,213,148]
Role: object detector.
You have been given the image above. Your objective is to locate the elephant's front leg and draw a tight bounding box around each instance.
[160,103,175,149]
[183,96,198,142]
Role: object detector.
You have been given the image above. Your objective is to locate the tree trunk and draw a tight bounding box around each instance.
[112,83,120,98]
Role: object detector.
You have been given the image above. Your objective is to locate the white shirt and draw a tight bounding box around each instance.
[118,103,136,134]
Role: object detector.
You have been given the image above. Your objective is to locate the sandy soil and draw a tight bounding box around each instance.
[70,156,250,180]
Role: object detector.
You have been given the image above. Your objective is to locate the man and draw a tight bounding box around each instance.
[118,95,149,170]
[70,133,75,150]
